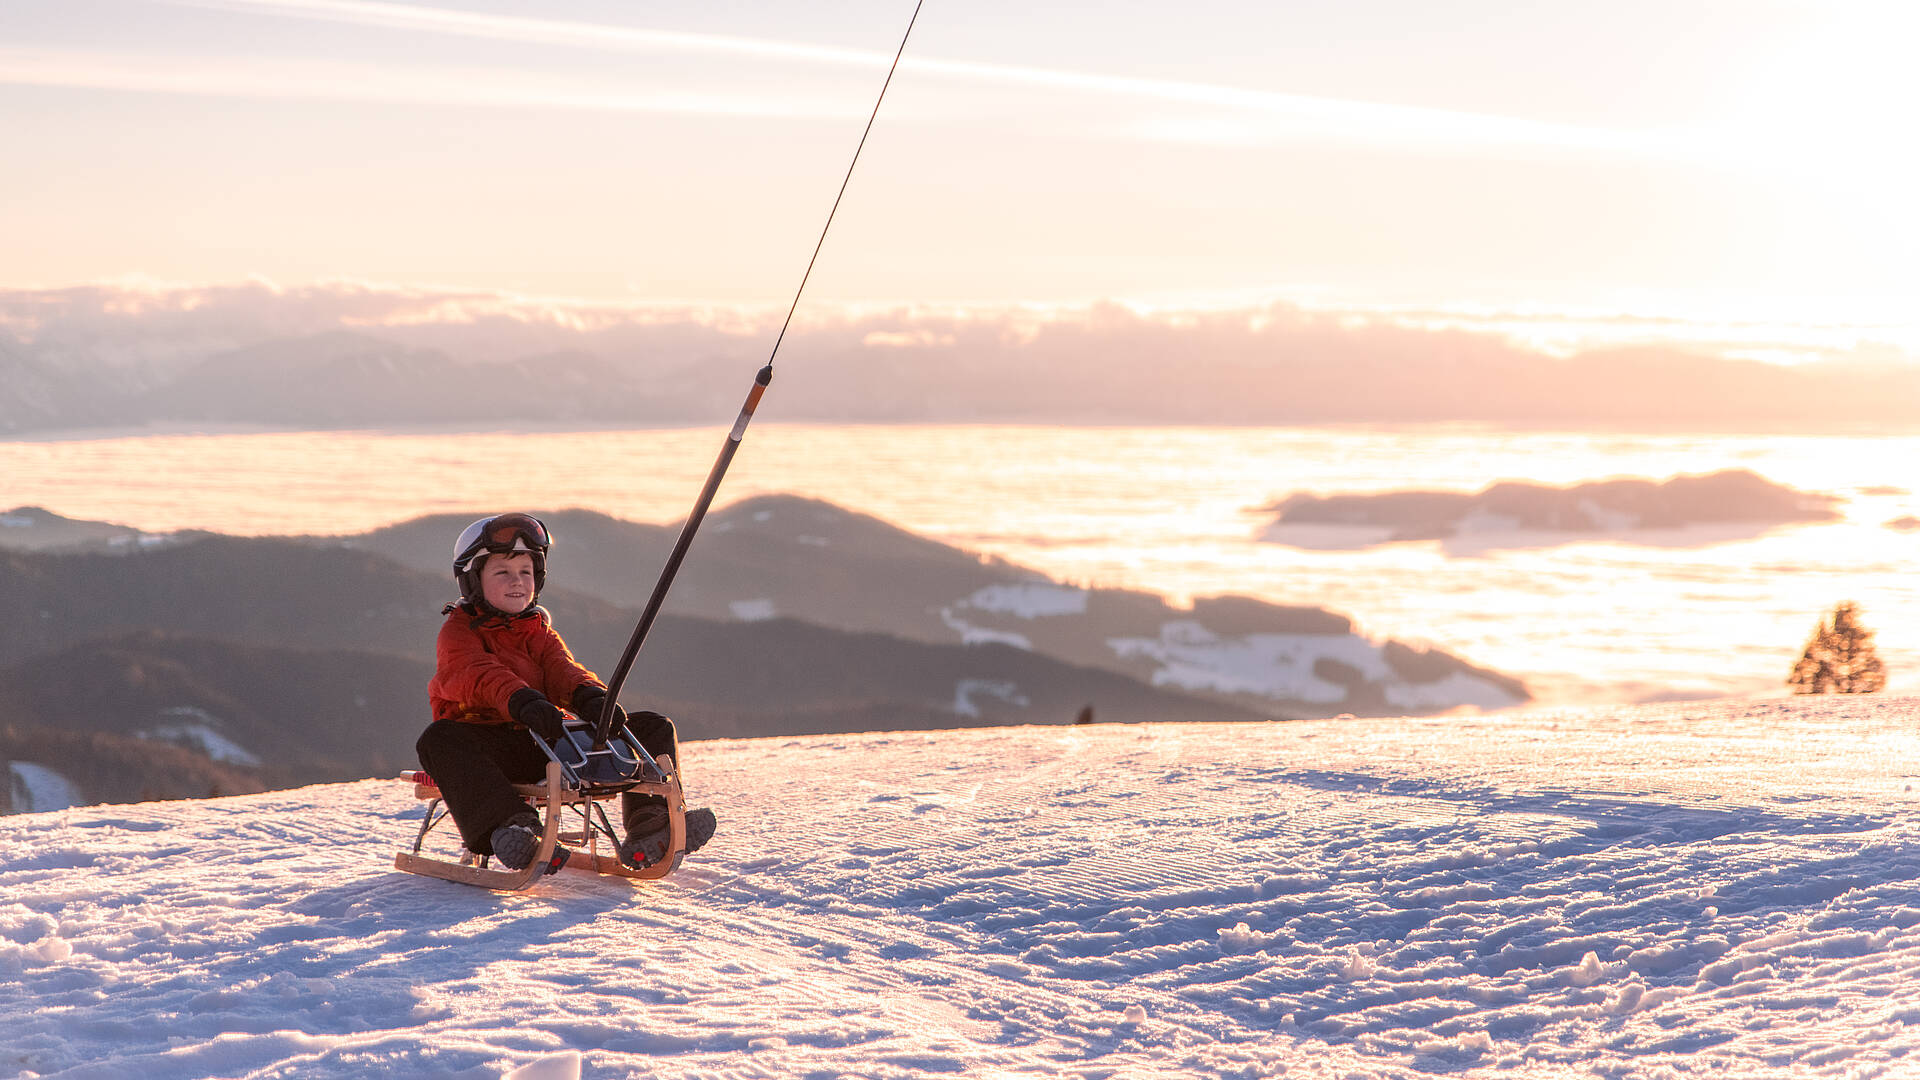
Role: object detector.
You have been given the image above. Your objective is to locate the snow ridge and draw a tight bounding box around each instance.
[4,698,1920,1078]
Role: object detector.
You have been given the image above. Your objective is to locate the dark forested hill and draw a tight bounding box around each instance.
[0,496,1532,812]
[0,534,1274,809]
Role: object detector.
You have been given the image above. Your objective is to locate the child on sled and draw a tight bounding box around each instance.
[415,512,717,870]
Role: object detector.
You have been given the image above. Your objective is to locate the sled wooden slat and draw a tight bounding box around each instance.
[394,755,687,889]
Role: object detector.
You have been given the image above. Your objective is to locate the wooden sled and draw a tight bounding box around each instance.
[394,749,686,892]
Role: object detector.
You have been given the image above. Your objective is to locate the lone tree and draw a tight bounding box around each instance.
[1788,601,1887,694]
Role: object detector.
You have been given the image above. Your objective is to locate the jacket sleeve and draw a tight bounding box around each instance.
[532,616,605,710]
[433,616,535,722]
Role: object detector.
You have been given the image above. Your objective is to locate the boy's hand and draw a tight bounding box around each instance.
[571,686,628,731]
[508,688,568,741]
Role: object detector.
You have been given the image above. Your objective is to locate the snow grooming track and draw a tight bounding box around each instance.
[4,697,1920,1078]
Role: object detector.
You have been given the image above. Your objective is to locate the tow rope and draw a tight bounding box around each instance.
[592,0,928,747]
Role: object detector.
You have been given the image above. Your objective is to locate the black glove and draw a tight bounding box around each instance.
[571,685,627,731]
[508,688,567,741]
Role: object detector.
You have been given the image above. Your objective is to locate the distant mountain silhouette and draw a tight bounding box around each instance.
[0,505,211,552]
[0,329,715,434]
[0,537,458,662]
[0,631,430,786]
[0,526,1291,808]
[139,331,700,426]
[9,294,1920,433]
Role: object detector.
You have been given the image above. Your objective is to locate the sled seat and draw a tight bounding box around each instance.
[393,755,687,891]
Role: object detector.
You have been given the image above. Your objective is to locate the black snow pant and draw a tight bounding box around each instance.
[414,712,680,856]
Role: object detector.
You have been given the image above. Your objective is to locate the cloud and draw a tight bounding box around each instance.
[7,280,1919,434]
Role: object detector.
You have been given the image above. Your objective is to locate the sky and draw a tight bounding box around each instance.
[2,0,1917,359]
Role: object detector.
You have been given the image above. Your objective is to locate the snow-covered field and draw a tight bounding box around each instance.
[6,697,1920,1079]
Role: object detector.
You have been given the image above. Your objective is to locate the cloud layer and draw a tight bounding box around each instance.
[3,281,1917,434]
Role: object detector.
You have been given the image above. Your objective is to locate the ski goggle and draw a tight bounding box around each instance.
[454,512,552,572]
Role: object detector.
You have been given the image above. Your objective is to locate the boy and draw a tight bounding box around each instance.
[415,512,717,870]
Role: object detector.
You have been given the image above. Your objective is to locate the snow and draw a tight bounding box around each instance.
[938,607,1033,650]
[961,583,1090,619]
[1108,621,1526,710]
[141,708,263,766]
[6,762,80,813]
[5,697,1920,1078]
[1383,670,1525,712]
[726,599,777,622]
[936,584,1089,650]
[1110,620,1372,703]
[950,678,1029,718]
[104,533,172,550]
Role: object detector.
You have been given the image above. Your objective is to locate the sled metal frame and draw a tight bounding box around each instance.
[394,721,686,891]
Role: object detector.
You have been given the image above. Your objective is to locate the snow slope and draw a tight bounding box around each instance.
[5,697,1920,1079]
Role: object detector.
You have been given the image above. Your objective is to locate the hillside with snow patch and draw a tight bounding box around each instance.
[6,697,1920,1079]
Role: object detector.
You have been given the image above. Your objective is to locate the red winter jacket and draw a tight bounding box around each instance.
[428,603,605,725]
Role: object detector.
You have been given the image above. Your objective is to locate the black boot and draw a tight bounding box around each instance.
[618,804,717,869]
[488,809,542,870]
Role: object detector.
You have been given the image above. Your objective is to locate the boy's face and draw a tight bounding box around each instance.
[479,552,537,613]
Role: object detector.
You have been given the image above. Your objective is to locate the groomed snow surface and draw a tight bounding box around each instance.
[6,697,1920,1079]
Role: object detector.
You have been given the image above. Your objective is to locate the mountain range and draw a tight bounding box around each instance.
[0,330,709,432]
[0,496,1526,810]
[10,299,1920,433]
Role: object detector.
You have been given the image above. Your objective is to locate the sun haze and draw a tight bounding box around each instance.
[0,0,1913,361]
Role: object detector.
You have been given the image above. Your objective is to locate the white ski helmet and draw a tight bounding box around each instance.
[452,512,552,610]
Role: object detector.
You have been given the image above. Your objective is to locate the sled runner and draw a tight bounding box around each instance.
[394,718,686,891]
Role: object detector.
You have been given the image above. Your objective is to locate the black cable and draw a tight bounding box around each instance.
[592,0,927,745]
[763,0,927,369]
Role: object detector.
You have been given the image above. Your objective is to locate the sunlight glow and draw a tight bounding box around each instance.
[1,1,1911,332]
